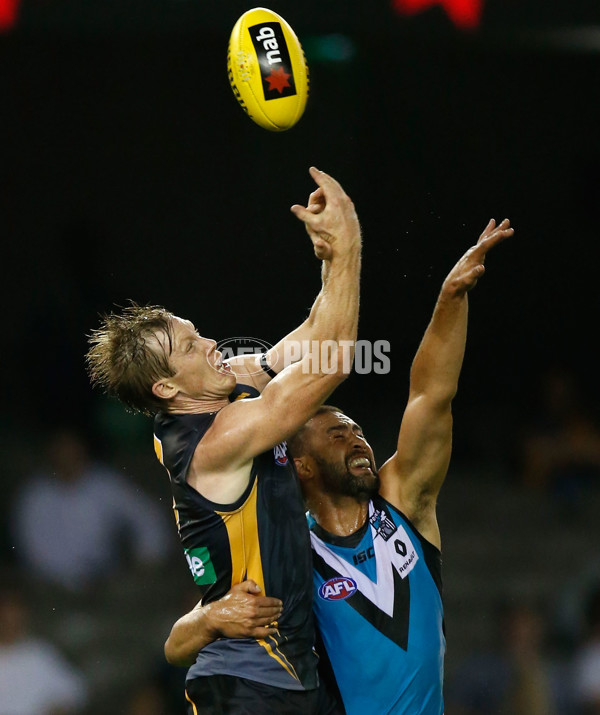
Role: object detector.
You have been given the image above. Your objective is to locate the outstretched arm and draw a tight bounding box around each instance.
[164,581,283,667]
[263,182,339,372]
[189,168,361,501]
[208,168,361,459]
[378,219,514,549]
[229,176,351,390]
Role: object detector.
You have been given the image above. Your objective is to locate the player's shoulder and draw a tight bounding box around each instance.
[205,382,263,439]
[188,383,266,474]
[373,491,402,517]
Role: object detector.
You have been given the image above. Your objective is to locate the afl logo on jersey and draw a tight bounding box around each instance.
[319,576,357,601]
[274,441,288,466]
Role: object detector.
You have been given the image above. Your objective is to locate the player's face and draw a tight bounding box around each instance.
[308,412,379,499]
[157,317,236,400]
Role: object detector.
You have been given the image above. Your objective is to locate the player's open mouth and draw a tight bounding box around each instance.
[213,353,233,375]
[347,456,373,474]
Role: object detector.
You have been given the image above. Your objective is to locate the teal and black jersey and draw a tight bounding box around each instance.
[309,494,445,714]
[153,383,318,691]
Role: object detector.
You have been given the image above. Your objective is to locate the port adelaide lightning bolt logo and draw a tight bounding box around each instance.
[249,22,297,100]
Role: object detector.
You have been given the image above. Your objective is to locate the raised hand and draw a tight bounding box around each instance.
[442,218,514,296]
[291,167,361,261]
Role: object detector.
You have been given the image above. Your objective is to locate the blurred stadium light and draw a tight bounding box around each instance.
[527,25,600,51]
[1,0,599,40]
[302,34,357,63]
[0,0,19,31]
[392,0,483,30]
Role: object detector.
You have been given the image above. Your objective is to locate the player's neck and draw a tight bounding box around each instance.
[166,395,230,414]
[309,494,369,537]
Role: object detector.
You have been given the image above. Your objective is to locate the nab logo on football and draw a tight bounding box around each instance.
[227,7,309,132]
[319,577,357,601]
[249,22,297,100]
[274,441,288,466]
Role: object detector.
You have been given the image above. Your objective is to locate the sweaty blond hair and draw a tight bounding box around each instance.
[86,301,176,416]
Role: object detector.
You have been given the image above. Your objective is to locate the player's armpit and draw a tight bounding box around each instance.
[378,395,452,548]
[196,349,351,474]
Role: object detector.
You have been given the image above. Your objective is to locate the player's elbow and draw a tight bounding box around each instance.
[164,637,196,668]
[430,385,458,406]
[326,343,355,380]
[409,378,458,406]
[300,342,354,382]
[317,355,352,391]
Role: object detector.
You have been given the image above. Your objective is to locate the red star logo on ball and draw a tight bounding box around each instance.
[265,67,292,94]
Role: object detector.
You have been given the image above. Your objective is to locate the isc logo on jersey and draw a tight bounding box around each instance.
[319,576,358,601]
[274,441,288,466]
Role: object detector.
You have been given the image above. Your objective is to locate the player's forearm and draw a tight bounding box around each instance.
[286,167,361,362]
[410,217,513,400]
[409,290,468,402]
[296,256,355,347]
[266,262,336,372]
[164,604,217,667]
[277,250,359,376]
[311,248,361,346]
[303,259,332,330]
[271,252,359,382]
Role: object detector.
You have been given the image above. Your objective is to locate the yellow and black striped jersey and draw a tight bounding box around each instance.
[153,383,318,690]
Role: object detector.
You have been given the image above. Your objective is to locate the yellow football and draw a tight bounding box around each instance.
[227,7,309,132]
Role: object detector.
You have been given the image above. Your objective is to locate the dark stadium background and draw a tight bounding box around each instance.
[1,0,599,712]
[3,0,599,425]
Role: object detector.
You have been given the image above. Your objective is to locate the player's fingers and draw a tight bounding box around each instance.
[291,203,326,229]
[233,579,262,594]
[253,596,283,610]
[255,596,283,616]
[483,224,513,249]
[478,218,496,242]
[307,187,325,205]
[474,224,513,258]
[468,264,485,281]
[290,204,307,219]
[308,166,344,195]
[291,204,320,224]
[252,613,281,628]
[485,218,510,237]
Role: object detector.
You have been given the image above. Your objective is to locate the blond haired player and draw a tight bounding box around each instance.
[86,168,360,714]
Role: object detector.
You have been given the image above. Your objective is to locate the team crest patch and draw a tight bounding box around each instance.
[319,576,358,601]
[369,507,397,541]
[273,441,288,466]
